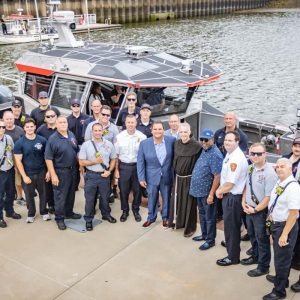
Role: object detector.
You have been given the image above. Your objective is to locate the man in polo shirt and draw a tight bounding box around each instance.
[30,91,60,129]
[79,123,117,230]
[136,103,154,138]
[165,114,180,140]
[190,128,223,250]
[45,116,81,230]
[82,99,102,137]
[11,97,29,128]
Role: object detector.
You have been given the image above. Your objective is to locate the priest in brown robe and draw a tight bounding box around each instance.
[168,122,201,236]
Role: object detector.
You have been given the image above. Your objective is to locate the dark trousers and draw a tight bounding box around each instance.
[246,210,271,271]
[22,170,48,217]
[222,193,243,263]
[118,162,141,213]
[53,167,77,221]
[292,216,300,265]
[0,168,15,219]
[45,180,54,208]
[271,222,298,296]
[84,172,111,221]
[197,196,217,243]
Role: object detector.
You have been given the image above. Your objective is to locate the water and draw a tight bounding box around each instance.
[1,12,300,126]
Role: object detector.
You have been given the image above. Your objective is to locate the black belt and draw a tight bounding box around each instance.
[223,192,242,197]
[86,169,104,175]
[55,166,74,170]
[120,162,137,166]
[271,221,286,225]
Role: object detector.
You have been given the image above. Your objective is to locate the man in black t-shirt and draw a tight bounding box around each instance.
[11,98,30,128]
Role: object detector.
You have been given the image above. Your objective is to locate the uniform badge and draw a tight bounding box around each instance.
[230,163,237,172]
[34,143,43,150]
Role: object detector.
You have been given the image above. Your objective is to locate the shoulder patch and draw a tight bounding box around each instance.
[230,163,237,172]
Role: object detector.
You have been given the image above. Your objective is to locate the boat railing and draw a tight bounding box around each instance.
[0,72,23,93]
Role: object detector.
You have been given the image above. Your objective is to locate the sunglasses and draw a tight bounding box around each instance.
[45,115,56,118]
[127,98,136,102]
[13,105,21,108]
[250,152,265,157]
[0,126,5,129]
[101,113,111,117]
[200,138,209,142]
[71,104,80,108]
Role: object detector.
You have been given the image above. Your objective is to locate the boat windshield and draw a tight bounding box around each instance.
[24,73,53,101]
[137,86,195,117]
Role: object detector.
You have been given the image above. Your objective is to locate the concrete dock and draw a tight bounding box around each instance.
[236,8,300,13]
[73,23,122,34]
[1,189,300,300]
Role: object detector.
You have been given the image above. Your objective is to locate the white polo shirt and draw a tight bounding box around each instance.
[114,129,146,163]
[268,175,300,222]
[220,146,248,195]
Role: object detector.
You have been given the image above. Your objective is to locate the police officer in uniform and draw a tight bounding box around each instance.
[115,115,146,222]
[216,131,248,266]
[263,158,300,300]
[79,123,117,230]
[241,143,277,277]
[136,103,154,138]
[45,116,81,230]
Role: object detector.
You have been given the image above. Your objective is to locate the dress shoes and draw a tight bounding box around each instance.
[216,257,240,266]
[6,212,21,219]
[48,206,55,214]
[266,275,289,288]
[65,213,81,219]
[291,280,300,293]
[86,221,93,231]
[221,240,226,247]
[247,268,269,277]
[241,233,250,241]
[0,219,7,228]
[246,247,254,256]
[162,220,168,227]
[241,256,258,266]
[199,241,215,251]
[291,262,300,271]
[192,235,206,242]
[109,193,115,203]
[133,212,142,222]
[262,292,286,300]
[103,215,117,223]
[57,220,66,230]
[120,212,129,222]
[142,220,154,227]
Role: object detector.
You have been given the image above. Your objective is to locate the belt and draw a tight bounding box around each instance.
[271,221,286,225]
[86,169,104,175]
[120,162,137,166]
[0,168,13,173]
[176,174,192,178]
[55,166,74,170]
[223,192,242,197]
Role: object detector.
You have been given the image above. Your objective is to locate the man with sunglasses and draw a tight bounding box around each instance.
[11,97,29,128]
[30,91,60,129]
[241,143,277,277]
[216,131,248,266]
[190,129,223,250]
[0,119,21,228]
[116,92,140,130]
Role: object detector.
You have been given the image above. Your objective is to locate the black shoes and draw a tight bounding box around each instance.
[266,275,289,288]
[120,212,129,222]
[262,292,286,300]
[103,215,117,223]
[241,233,250,241]
[216,257,240,266]
[241,256,258,266]
[221,240,226,247]
[192,235,206,242]
[48,206,55,214]
[57,220,66,230]
[0,219,7,228]
[247,268,269,277]
[65,213,81,219]
[6,212,21,219]
[291,280,300,293]
[291,261,300,271]
[86,221,93,231]
[133,212,142,222]
[109,193,115,203]
[199,241,215,251]
[246,247,253,256]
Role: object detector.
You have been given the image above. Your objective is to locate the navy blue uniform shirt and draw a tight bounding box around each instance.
[136,118,153,138]
[45,131,78,168]
[67,113,89,145]
[116,107,140,129]
[36,124,56,140]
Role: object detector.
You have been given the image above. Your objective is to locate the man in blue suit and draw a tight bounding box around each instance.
[137,121,176,227]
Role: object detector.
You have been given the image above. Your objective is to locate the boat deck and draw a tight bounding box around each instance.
[1,189,300,300]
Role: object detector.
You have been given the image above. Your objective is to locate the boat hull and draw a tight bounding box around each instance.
[0,33,58,45]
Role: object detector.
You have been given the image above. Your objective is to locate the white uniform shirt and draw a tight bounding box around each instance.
[220,146,248,195]
[268,175,300,222]
[114,130,146,163]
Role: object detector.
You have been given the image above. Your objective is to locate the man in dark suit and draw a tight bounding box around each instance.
[137,121,175,227]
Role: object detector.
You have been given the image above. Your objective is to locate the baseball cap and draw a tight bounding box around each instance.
[293,137,300,145]
[141,103,151,111]
[200,128,214,139]
[12,99,23,107]
[38,91,48,98]
[70,98,81,106]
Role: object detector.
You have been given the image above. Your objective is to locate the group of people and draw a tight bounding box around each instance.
[0,89,300,300]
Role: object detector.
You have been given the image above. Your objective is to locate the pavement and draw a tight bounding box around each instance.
[1,189,300,300]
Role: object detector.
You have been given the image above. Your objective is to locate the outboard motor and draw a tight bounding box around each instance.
[0,85,14,118]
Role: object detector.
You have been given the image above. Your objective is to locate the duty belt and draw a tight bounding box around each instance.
[86,169,104,175]
[176,174,192,178]
[120,162,136,166]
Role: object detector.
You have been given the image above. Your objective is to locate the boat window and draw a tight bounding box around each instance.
[24,73,53,101]
[136,86,195,117]
[51,78,86,109]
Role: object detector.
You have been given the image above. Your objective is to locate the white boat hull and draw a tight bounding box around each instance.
[0,33,58,45]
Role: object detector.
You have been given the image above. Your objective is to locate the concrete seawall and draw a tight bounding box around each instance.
[0,0,277,23]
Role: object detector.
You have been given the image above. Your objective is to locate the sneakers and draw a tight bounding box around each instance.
[42,214,51,221]
[26,217,35,223]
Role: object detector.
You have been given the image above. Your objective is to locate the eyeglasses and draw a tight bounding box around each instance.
[200,138,209,142]
[101,113,111,117]
[71,104,80,108]
[250,152,265,157]
[45,115,56,118]
[127,98,136,102]
[0,126,6,129]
